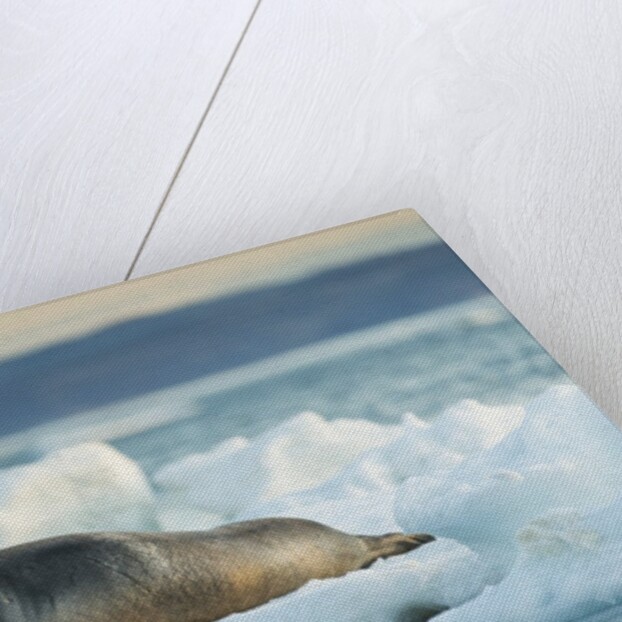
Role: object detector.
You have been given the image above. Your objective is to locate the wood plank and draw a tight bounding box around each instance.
[133,0,622,423]
[0,0,258,312]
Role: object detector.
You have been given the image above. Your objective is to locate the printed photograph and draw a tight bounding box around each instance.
[0,210,620,621]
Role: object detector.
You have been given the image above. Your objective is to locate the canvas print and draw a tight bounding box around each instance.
[0,209,620,621]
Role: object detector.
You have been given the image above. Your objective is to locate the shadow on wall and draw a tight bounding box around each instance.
[0,243,490,434]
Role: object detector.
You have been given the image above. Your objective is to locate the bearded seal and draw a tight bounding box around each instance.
[0,518,435,621]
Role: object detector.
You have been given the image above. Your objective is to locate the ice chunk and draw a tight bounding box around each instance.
[231,400,522,537]
[383,400,523,481]
[245,400,522,516]
[156,490,223,532]
[436,500,622,621]
[395,386,622,578]
[0,442,157,546]
[154,412,400,518]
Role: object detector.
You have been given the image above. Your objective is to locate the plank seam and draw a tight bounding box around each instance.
[124,0,265,280]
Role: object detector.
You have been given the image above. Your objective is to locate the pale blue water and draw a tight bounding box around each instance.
[108,297,567,475]
[0,243,568,473]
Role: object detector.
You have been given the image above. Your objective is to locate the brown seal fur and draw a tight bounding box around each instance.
[0,518,435,621]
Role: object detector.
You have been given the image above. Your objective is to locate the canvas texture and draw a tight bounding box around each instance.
[0,209,620,621]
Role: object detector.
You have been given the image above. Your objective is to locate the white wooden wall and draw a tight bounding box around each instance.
[0,0,258,308]
[2,0,621,423]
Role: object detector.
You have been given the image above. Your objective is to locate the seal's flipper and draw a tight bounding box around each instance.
[359,532,435,567]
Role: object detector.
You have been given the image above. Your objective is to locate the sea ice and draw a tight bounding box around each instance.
[220,384,622,620]
[0,442,157,547]
[379,399,523,482]
[154,412,400,521]
[5,383,622,621]
[395,386,622,578]
[241,400,522,518]
[435,500,622,621]
[239,455,400,533]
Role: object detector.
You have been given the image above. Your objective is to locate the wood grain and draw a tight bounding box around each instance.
[0,0,257,312]
[133,0,622,423]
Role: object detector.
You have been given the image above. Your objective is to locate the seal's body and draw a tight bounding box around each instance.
[0,518,434,622]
